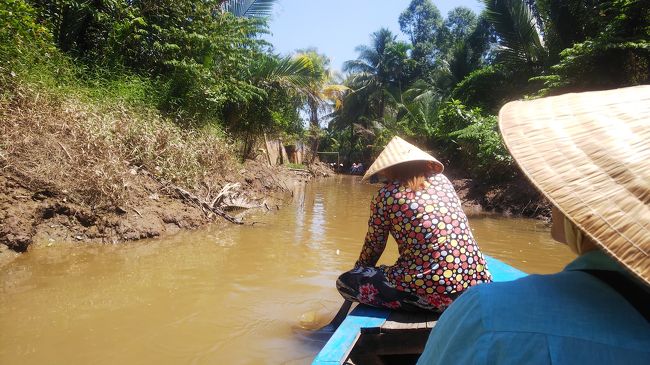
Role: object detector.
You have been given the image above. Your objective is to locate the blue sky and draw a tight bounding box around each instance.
[265,0,485,73]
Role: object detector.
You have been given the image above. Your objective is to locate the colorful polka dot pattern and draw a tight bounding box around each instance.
[356,174,492,299]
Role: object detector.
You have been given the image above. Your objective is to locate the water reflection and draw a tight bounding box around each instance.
[470,214,573,274]
[0,176,574,365]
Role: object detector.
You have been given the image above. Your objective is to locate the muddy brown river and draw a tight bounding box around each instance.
[0,176,575,364]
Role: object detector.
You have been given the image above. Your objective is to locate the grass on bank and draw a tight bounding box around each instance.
[286,163,307,170]
[1,51,238,210]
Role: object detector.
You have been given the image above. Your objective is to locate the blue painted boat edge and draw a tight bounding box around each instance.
[311,305,390,364]
[484,254,527,282]
[311,256,527,364]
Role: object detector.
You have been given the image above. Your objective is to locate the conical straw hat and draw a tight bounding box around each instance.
[361,136,444,182]
[498,85,650,285]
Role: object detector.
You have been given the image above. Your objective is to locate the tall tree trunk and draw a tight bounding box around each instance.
[241,131,256,162]
[379,92,385,123]
[347,119,355,168]
[308,99,320,163]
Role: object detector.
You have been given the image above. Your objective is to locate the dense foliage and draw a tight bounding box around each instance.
[2,0,648,181]
[325,0,649,182]
[1,0,317,160]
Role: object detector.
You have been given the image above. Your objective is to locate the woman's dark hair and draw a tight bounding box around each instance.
[382,161,437,190]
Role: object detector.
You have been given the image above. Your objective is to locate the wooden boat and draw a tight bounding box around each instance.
[312,255,527,365]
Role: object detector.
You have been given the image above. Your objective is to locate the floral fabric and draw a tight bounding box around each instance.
[337,266,459,312]
[352,174,491,307]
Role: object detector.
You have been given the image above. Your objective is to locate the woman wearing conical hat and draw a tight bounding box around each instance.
[419,85,650,364]
[336,136,492,312]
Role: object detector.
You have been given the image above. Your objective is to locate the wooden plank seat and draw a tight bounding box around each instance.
[376,311,440,332]
[346,311,441,364]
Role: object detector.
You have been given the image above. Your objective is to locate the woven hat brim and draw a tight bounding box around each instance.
[499,85,650,286]
[361,137,444,182]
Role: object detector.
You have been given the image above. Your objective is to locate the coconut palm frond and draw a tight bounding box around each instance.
[253,55,314,90]
[402,80,443,103]
[221,0,277,18]
[321,84,350,95]
[321,84,350,110]
[342,59,374,74]
[483,0,546,69]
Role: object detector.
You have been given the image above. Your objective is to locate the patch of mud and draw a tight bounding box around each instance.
[452,176,551,221]
[0,161,333,266]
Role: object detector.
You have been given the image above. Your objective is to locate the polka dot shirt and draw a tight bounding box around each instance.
[356,174,492,296]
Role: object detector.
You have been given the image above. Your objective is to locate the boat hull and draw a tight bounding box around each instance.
[312,255,527,365]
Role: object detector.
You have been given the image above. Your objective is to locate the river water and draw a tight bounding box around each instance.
[0,176,574,364]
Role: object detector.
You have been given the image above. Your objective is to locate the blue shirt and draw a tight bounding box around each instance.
[417,251,650,365]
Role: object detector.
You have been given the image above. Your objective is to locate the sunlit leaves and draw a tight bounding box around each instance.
[482,0,547,71]
[220,0,277,18]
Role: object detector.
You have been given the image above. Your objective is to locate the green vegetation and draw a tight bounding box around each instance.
[1,0,322,147]
[1,0,648,200]
[324,0,649,182]
[0,0,327,208]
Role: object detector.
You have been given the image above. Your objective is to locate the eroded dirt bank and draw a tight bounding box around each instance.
[452,176,551,220]
[0,86,336,267]
[0,166,548,269]
[0,161,332,266]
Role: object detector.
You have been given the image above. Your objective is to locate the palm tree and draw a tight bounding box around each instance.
[251,54,316,91]
[343,28,412,123]
[226,54,316,158]
[396,79,444,138]
[295,50,333,129]
[294,49,348,162]
[482,0,547,73]
[330,29,413,164]
[220,0,278,17]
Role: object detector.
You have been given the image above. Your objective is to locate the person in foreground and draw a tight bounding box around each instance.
[418,85,650,364]
[336,136,492,312]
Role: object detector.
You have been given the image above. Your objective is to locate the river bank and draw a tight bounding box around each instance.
[0,83,336,266]
[0,161,332,267]
[0,85,548,267]
[1,163,548,268]
[451,175,550,221]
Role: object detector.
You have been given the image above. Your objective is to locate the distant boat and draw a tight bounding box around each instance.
[312,255,527,365]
